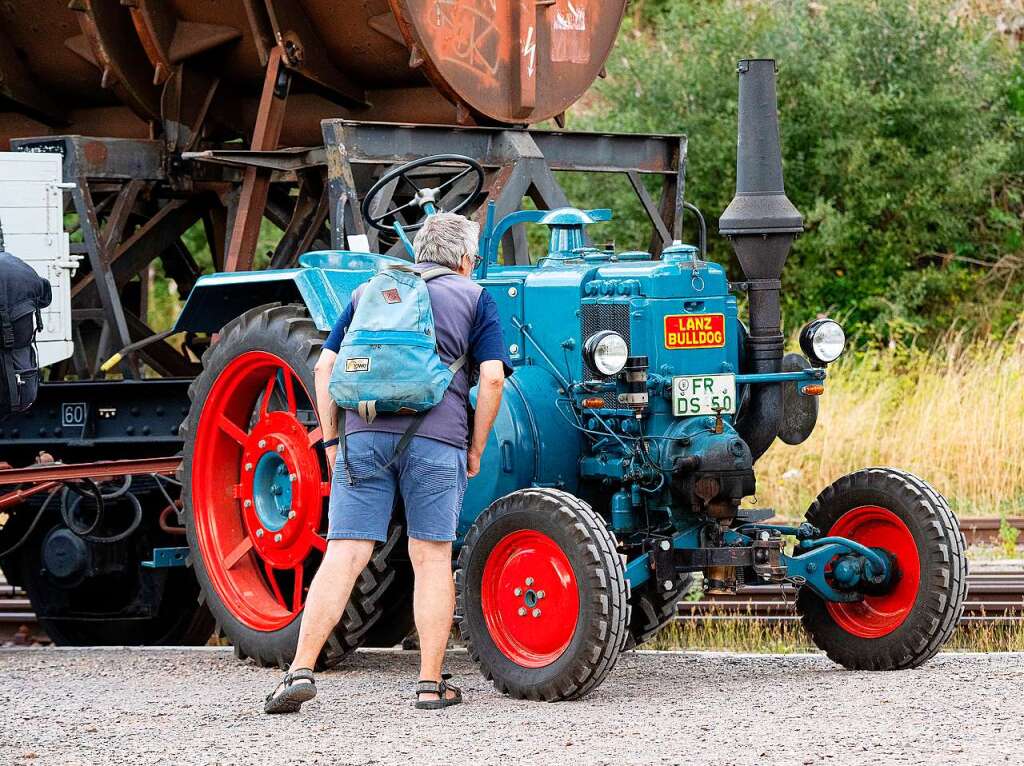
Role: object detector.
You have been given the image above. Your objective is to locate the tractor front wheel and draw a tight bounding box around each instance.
[796,467,967,670]
[456,489,628,701]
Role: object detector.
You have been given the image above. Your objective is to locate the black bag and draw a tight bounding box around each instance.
[0,251,52,420]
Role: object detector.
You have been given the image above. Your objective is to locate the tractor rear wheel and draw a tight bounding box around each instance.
[456,488,628,701]
[179,303,407,668]
[625,575,694,649]
[796,467,967,670]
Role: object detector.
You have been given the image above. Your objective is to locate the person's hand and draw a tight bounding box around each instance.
[467,446,482,478]
[325,444,338,472]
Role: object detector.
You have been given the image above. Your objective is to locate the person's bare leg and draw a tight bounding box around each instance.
[408,538,456,701]
[290,539,375,671]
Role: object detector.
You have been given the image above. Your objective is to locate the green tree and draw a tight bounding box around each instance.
[574,0,1024,345]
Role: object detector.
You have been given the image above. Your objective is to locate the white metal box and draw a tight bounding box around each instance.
[0,152,77,368]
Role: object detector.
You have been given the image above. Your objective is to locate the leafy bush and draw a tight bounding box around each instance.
[572,0,1024,346]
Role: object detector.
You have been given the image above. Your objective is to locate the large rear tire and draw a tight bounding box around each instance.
[625,575,693,649]
[456,489,628,701]
[179,303,407,668]
[796,467,967,670]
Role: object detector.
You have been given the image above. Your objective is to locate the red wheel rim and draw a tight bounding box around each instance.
[480,530,580,668]
[826,506,920,639]
[191,351,329,632]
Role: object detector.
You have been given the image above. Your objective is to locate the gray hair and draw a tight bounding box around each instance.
[412,212,479,269]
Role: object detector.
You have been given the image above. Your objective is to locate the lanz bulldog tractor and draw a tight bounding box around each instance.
[173,59,967,700]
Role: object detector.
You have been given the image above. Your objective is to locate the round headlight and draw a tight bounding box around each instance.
[800,319,846,365]
[585,331,629,376]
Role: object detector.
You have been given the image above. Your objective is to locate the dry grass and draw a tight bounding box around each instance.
[649,618,1024,653]
[753,330,1024,521]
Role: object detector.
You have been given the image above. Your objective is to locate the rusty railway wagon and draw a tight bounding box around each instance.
[0,0,690,646]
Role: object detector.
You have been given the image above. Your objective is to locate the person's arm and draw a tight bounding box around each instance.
[466,290,515,478]
[468,360,505,477]
[316,301,355,469]
[314,349,340,468]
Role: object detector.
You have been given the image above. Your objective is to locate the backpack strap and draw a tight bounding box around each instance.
[420,266,456,282]
[0,307,13,349]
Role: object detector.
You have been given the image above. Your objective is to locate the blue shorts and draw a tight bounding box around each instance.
[328,431,467,543]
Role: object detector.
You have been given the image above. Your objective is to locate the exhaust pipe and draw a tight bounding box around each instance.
[719,59,803,461]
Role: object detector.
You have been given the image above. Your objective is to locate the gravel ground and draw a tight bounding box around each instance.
[1,647,1022,766]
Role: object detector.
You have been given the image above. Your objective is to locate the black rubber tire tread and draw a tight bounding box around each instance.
[796,467,967,670]
[624,574,694,650]
[178,302,406,669]
[456,488,628,701]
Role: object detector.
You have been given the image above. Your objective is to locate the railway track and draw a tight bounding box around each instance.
[2,572,1021,644]
[959,517,1024,545]
[677,571,1024,622]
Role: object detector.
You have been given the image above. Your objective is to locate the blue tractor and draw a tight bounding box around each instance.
[173,60,966,700]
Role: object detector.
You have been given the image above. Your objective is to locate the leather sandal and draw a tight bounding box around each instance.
[414,673,463,710]
[264,668,317,714]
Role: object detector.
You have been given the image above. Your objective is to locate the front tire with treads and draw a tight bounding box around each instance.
[456,489,628,701]
[796,467,967,670]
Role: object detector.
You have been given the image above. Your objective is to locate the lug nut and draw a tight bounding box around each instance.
[518,607,527,616]
[274,533,282,543]
[514,587,522,597]
[289,473,297,482]
[288,510,296,520]
[258,439,266,448]
[243,499,252,508]
[537,590,545,599]
[276,443,285,453]
[525,577,534,586]
[532,608,541,618]
[255,529,264,538]
[244,462,253,472]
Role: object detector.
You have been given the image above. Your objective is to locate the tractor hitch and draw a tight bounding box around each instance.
[647,534,788,591]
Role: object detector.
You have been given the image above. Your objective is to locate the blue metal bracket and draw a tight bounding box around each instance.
[141,547,190,569]
[735,369,826,385]
[781,544,868,602]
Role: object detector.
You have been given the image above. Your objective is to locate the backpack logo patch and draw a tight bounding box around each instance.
[345,357,371,373]
[381,288,402,304]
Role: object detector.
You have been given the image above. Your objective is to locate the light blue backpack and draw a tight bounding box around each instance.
[329,265,466,481]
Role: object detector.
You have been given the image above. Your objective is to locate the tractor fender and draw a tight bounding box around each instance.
[172,251,408,335]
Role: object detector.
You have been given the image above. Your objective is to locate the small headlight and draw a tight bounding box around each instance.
[585,331,629,376]
[799,319,846,365]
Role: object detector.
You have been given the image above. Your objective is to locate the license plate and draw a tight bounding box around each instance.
[672,374,737,417]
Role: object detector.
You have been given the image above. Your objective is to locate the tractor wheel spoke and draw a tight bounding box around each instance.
[259,371,278,417]
[282,369,297,414]
[307,532,327,553]
[218,415,248,447]
[292,564,305,611]
[264,561,286,608]
[223,536,254,570]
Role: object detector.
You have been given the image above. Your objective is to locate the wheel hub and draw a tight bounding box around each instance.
[481,530,580,668]
[237,411,321,570]
[826,505,920,639]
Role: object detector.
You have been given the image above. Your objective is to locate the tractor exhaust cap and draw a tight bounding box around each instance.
[719,58,803,280]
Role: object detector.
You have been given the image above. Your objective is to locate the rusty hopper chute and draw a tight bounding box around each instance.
[0,0,626,148]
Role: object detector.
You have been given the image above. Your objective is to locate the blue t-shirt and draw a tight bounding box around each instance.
[324,265,513,448]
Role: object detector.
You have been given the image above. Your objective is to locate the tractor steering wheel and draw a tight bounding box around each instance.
[360,154,485,233]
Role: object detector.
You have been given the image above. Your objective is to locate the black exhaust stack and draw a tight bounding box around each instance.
[720,59,803,461]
